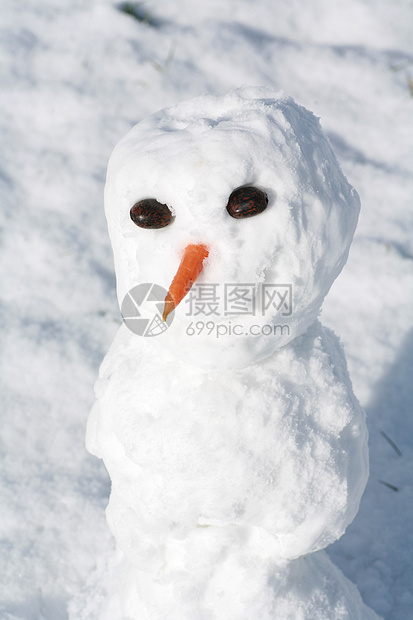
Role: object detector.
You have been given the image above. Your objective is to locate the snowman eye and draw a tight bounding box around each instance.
[130,199,174,229]
[226,186,268,219]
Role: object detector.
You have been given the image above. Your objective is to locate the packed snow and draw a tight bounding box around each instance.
[1,1,412,619]
[103,89,360,368]
[85,87,372,617]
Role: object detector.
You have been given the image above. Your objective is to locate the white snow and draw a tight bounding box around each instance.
[85,87,372,618]
[103,88,360,369]
[86,320,371,617]
[1,1,412,619]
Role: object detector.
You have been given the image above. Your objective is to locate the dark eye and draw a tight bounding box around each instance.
[130,199,174,229]
[226,186,268,219]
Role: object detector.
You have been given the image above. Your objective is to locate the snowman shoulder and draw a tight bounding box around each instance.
[263,320,366,437]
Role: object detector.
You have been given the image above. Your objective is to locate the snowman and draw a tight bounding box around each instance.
[86,87,379,619]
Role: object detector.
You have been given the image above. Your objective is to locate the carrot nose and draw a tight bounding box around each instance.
[163,243,209,321]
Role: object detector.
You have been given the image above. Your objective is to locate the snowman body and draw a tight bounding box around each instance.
[86,88,377,618]
[87,322,371,619]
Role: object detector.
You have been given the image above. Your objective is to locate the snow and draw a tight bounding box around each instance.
[103,88,360,368]
[84,86,370,617]
[86,317,371,617]
[0,1,412,619]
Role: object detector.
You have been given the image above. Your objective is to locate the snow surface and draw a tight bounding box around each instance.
[103,88,360,369]
[86,316,371,617]
[0,1,412,619]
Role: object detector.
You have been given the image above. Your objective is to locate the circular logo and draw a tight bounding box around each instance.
[121,283,174,337]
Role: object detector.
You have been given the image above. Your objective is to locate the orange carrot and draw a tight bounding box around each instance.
[163,243,209,321]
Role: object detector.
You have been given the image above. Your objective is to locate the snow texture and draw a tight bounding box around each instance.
[104,88,360,368]
[84,88,375,618]
[1,1,412,619]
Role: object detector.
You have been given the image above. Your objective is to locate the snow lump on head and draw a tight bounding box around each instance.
[104,86,360,369]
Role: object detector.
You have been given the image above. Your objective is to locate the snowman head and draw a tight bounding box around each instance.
[105,87,359,369]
